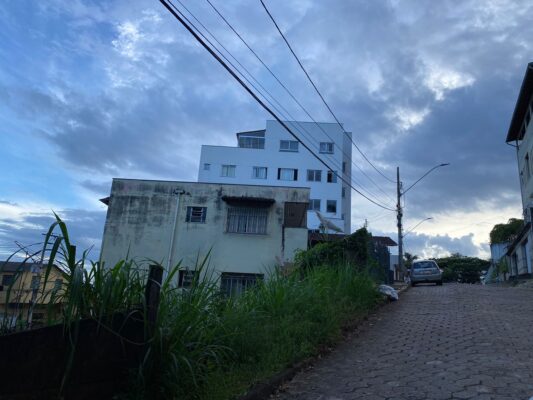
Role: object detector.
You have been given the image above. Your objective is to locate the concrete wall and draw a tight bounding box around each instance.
[198,120,351,233]
[100,179,309,278]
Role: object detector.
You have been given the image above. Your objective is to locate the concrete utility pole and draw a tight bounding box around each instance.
[396,167,404,281]
[396,163,450,281]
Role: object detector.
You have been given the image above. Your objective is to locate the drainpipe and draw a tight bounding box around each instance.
[167,189,185,275]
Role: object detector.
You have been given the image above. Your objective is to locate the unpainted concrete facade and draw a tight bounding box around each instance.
[100,179,309,279]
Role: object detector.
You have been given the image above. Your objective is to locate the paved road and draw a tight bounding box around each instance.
[275,284,533,400]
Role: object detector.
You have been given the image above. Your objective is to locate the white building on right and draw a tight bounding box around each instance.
[505,62,533,278]
[198,120,352,233]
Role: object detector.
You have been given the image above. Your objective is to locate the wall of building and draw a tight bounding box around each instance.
[517,112,533,209]
[198,120,352,233]
[100,179,309,278]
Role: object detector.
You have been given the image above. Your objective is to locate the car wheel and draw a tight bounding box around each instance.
[437,281,443,286]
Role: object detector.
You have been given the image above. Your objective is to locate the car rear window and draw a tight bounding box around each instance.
[413,261,437,269]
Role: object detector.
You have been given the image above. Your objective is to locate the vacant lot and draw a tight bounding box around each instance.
[276,283,533,400]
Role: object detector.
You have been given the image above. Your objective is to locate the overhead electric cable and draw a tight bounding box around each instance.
[174,0,394,206]
[165,0,394,208]
[204,0,396,204]
[159,0,396,211]
[259,0,396,184]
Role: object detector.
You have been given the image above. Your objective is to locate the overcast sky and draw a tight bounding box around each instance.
[1,0,532,261]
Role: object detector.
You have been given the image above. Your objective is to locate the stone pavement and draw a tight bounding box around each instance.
[275,284,533,400]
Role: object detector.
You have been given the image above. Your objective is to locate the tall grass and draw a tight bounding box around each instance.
[2,215,380,400]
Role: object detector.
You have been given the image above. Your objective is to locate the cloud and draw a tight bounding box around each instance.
[2,0,533,260]
[0,207,106,262]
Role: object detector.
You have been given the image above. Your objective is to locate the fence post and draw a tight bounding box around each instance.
[145,265,163,333]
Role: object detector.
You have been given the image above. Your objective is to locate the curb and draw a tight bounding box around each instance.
[237,287,409,400]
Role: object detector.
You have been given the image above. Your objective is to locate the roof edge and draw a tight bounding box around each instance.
[506,62,533,143]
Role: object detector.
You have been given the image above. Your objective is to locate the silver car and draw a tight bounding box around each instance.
[411,260,443,286]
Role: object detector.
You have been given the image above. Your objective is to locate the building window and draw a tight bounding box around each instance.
[307,169,322,182]
[278,168,298,181]
[342,161,346,173]
[319,142,334,154]
[226,206,268,234]
[221,164,236,177]
[239,136,265,149]
[203,163,210,171]
[342,187,346,198]
[220,272,263,296]
[284,202,308,228]
[308,199,321,211]
[238,131,265,149]
[327,170,338,183]
[1,274,14,286]
[327,200,337,213]
[178,269,197,288]
[186,206,207,223]
[53,279,63,292]
[279,140,299,152]
[252,166,268,179]
[30,275,40,290]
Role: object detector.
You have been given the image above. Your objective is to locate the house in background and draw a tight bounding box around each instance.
[505,62,533,279]
[99,179,309,295]
[198,120,352,234]
[0,262,64,328]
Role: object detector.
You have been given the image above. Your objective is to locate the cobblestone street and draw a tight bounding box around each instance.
[275,284,533,400]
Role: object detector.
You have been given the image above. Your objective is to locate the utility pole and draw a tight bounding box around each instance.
[397,166,404,281]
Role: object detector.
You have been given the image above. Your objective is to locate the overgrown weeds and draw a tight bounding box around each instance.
[1,215,380,400]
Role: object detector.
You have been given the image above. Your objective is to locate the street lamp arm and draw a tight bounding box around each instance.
[403,217,433,238]
[402,163,450,195]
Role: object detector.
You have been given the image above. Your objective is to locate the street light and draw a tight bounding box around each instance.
[403,217,433,238]
[397,163,449,281]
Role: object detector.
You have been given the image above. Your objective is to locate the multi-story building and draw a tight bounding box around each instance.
[99,179,309,294]
[0,262,64,328]
[505,62,533,278]
[198,120,352,233]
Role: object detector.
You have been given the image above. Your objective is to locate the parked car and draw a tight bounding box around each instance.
[411,260,443,286]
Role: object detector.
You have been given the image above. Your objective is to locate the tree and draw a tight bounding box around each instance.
[403,252,418,268]
[490,218,524,244]
[434,254,490,283]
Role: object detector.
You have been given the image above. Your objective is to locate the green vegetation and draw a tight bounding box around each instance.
[489,218,524,244]
[295,227,388,282]
[434,253,490,283]
[2,215,381,400]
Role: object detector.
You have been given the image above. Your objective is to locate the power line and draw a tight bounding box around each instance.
[159,0,396,211]
[259,0,396,184]
[205,0,396,203]
[175,0,394,207]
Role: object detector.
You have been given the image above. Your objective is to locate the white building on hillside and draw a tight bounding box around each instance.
[198,120,352,233]
[99,179,309,295]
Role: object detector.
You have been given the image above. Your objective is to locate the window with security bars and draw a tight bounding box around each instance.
[220,272,263,296]
[178,269,197,288]
[186,206,207,223]
[226,206,268,234]
[239,136,265,149]
[319,142,334,154]
[30,275,40,290]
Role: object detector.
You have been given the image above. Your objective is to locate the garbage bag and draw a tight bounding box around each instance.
[378,284,399,301]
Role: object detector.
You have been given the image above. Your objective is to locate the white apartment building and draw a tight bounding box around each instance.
[198,120,352,233]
